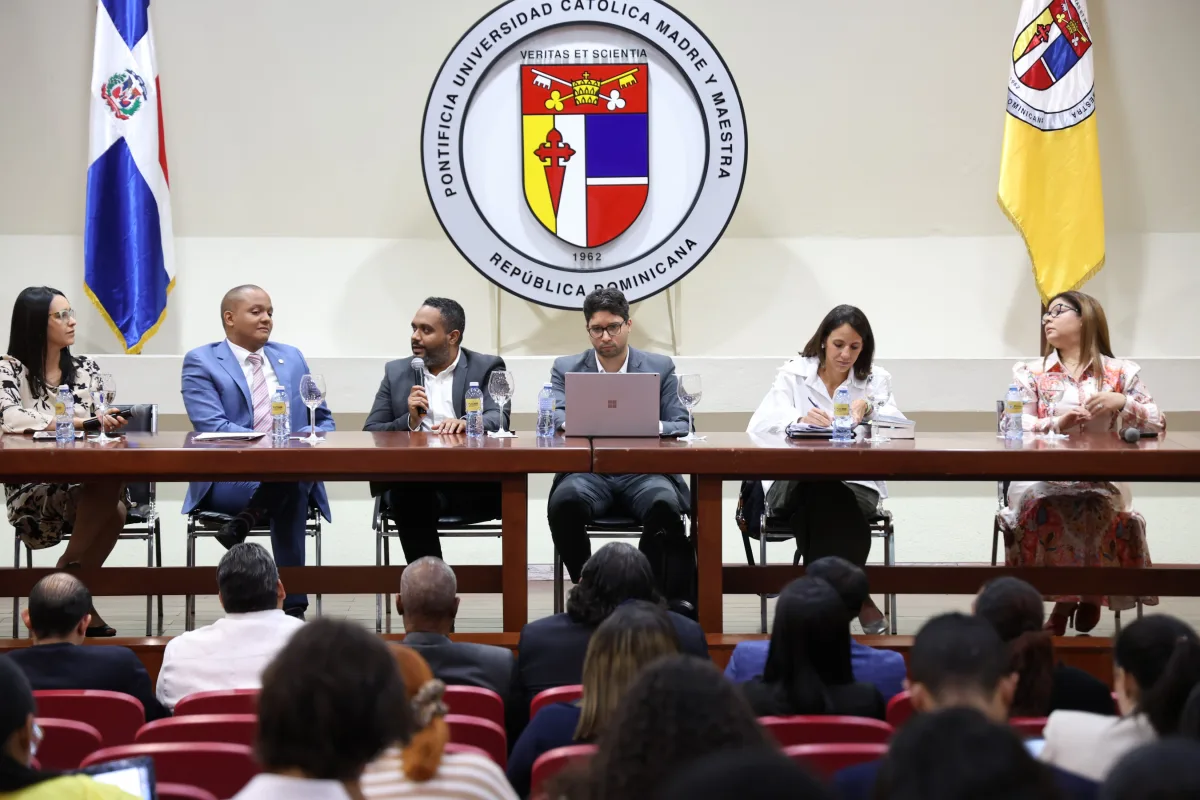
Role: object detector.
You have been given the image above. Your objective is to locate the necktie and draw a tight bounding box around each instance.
[246,353,272,432]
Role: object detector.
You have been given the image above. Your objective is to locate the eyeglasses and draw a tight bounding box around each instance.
[49,309,76,322]
[1042,305,1078,321]
[587,321,626,339]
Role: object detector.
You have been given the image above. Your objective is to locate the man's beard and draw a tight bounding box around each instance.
[422,342,452,369]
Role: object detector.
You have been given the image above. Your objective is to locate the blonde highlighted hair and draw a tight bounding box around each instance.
[389,645,450,782]
[1043,290,1114,375]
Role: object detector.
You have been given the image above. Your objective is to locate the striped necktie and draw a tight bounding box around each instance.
[246,353,272,432]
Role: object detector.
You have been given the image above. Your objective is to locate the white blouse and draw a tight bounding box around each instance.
[747,356,905,498]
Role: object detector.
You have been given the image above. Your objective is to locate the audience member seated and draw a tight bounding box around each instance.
[1042,615,1200,783]
[554,655,766,800]
[1101,740,1200,800]
[870,707,1064,800]
[360,645,517,799]
[156,543,303,711]
[6,573,168,720]
[724,556,906,701]
[232,618,412,799]
[0,657,138,799]
[835,613,1098,800]
[740,576,886,719]
[507,601,679,797]
[397,557,513,706]
[657,747,832,800]
[975,577,1115,716]
[508,543,707,736]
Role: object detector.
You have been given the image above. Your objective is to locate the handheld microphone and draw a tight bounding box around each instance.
[411,357,427,416]
[1121,427,1158,442]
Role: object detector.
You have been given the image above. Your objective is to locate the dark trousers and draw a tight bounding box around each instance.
[205,481,313,612]
[383,481,503,563]
[765,480,878,566]
[547,473,692,600]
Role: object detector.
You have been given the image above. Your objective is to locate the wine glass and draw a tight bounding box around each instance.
[298,374,326,445]
[1039,373,1068,440]
[677,374,705,442]
[865,374,892,444]
[487,370,515,437]
[89,373,118,444]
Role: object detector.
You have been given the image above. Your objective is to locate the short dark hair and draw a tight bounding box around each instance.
[583,287,630,323]
[800,304,875,381]
[762,576,855,714]
[909,613,1010,699]
[1102,740,1200,800]
[256,618,413,780]
[566,542,659,627]
[658,747,831,800]
[7,286,78,399]
[27,573,91,638]
[1116,615,1200,736]
[216,543,279,614]
[975,577,1056,717]
[806,556,869,616]
[421,297,466,339]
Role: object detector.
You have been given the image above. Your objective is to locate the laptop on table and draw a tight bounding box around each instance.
[565,372,660,437]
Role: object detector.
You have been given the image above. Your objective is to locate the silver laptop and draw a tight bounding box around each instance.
[565,372,660,437]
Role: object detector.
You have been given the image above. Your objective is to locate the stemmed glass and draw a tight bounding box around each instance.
[1039,372,1068,440]
[864,374,892,444]
[487,370,515,437]
[89,373,118,444]
[298,374,326,445]
[677,374,706,442]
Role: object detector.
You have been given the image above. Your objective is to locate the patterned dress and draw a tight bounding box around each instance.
[1,354,102,549]
[1002,352,1164,610]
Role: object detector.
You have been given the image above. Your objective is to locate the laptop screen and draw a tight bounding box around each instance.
[78,756,156,800]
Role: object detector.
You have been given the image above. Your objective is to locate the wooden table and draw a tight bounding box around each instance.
[0,431,592,631]
[592,432,1200,633]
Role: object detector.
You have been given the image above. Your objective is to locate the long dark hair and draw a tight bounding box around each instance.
[1116,615,1200,736]
[762,576,855,714]
[7,287,77,399]
[566,543,661,627]
[800,304,875,381]
[975,577,1055,717]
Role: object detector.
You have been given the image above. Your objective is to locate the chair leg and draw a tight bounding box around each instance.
[314,519,322,618]
[383,535,392,634]
[553,548,565,615]
[1137,601,1143,619]
[742,528,756,566]
[759,529,769,635]
[375,518,384,634]
[886,521,898,635]
[991,518,1000,566]
[1114,608,1122,635]
[154,520,164,636]
[13,536,21,639]
[145,530,153,637]
[185,518,197,632]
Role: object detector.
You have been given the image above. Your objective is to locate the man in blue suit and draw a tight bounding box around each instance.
[181,285,333,618]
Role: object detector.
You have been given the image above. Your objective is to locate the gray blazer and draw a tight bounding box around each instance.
[401,631,514,708]
[364,347,509,434]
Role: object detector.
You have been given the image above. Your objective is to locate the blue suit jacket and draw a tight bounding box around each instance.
[6,643,170,721]
[181,340,335,517]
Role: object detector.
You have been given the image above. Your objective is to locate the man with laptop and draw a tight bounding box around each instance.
[547,288,696,613]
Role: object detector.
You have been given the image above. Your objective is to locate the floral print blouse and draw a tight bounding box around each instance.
[1012,351,1165,436]
[0,354,101,434]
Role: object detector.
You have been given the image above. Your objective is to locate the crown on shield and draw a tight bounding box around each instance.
[571,72,603,105]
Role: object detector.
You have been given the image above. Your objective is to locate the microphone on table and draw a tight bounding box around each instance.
[411,357,427,416]
[1121,427,1158,443]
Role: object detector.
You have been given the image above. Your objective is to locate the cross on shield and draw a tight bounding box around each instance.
[521,64,649,248]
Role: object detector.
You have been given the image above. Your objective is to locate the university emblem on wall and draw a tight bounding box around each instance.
[1007,0,1096,131]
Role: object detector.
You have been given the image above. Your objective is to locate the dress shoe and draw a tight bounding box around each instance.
[85,624,117,638]
[217,509,266,549]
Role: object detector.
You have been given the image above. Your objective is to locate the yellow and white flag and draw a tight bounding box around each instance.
[998,0,1104,301]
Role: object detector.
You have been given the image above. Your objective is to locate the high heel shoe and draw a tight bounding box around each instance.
[1074,602,1102,633]
[1044,602,1077,636]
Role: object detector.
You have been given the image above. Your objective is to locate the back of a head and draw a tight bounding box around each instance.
[975,577,1045,642]
[1101,740,1200,800]
[806,556,869,617]
[576,600,681,740]
[390,645,450,783]
[974,578,1055,717]
[399,556,457,623]
[574,655,765,800]
[1116,615,1200,736]
[257,618,413,782]
[0,657,46,791]
[216,543,279,614]
[909,613,1010,705]
[566,543,657,627]
[762,576,854,714]
[657,747,832,800]
[874,707,1060,800]
[27,572,91,639]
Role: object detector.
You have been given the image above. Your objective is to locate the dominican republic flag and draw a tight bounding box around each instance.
[85,0,174,353]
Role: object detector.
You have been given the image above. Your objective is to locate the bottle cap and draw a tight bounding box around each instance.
[469,381,479,387]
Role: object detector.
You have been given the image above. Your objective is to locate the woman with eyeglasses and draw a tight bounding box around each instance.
[2,287,128,636]
[1004,291,1163,635]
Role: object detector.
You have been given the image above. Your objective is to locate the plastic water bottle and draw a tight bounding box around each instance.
[465,381,484,438]
[1004,384,1024,441]
[54,385,74,445]
[271,387,290,445]
[536,383,555,438]
[832,386,853,441]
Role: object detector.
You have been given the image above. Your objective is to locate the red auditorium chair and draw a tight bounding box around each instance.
[80,743,259,799]
[33,690,144,746]
[446,714,507,768]
[786,743,888,778]
[530,685,582,720]
[885,691,915,728]
[135,714,257,747]
[173,688,259,716]
[33,718,102,769]
[759,715,893,746]
[531,744,597,798]
[443,686,505,730]
[157,785,218,800]
[1010,717,1048,738]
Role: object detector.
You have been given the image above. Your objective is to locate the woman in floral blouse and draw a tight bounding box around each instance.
[1004,291,1163,635]
[2,287,128,635]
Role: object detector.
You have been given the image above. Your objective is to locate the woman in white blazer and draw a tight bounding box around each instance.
[747,305,905,634]
[1041,615,1200,782]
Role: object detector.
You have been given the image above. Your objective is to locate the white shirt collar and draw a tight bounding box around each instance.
[787,355,867,390]
[226,339,264,365]
[596,349,630,374]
